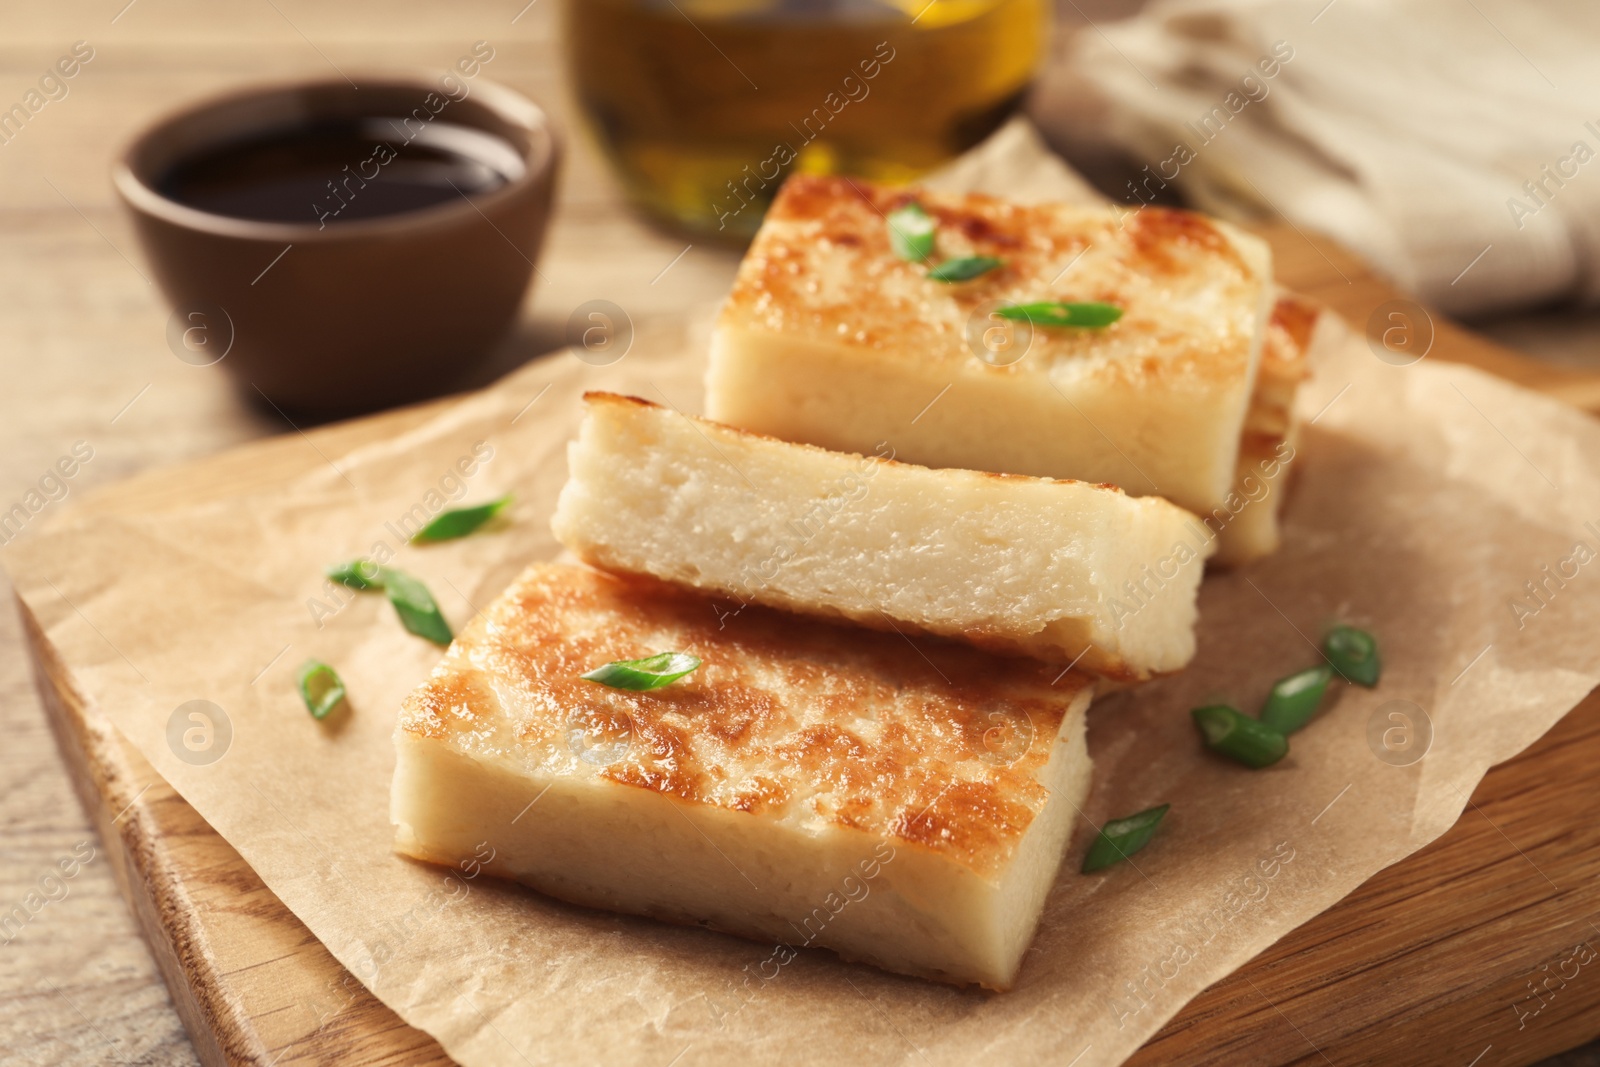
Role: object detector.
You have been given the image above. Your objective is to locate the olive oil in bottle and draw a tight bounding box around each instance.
[561,0,1050,239]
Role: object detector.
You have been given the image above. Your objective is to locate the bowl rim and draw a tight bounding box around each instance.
[112,72,559,243]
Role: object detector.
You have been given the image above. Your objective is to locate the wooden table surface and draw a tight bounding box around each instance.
[2,3,1598,1066]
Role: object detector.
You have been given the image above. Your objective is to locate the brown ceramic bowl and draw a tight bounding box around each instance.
[115,75,559,415]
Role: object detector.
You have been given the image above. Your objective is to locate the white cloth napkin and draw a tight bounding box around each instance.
[1071,0,1600,316]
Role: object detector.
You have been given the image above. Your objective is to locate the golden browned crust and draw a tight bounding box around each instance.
[719,174,1268,393]
[1268,291,1321,360]
[399,563,1092,878]
[1244,292,1321,440]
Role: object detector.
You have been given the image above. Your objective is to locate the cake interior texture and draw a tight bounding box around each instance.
[551,392,1212,679]
[392,563,1095,990]
[705,175,1274,518]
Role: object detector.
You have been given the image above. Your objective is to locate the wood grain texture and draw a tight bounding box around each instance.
[22,600,451,1066]
[1128,696,1600,1067]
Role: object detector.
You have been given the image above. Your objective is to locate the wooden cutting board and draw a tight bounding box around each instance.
[19,225,1600,1067]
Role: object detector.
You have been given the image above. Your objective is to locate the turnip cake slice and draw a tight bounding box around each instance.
[1211,292,1321,565]
[551,392,1213,680]
[704,175,1273,520]
[391,563,1094,990]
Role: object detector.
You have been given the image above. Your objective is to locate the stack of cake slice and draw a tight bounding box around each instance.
[393,400,1209,989]
[392,175,1313,991]
[704,176,1321,565]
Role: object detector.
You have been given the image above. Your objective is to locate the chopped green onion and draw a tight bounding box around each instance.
[582,652,701,691]
[410,495,513,544]
[887,202,936,263]
[296,660,346,720]
[327,558,384,590]
[1324,625,1381,686]
[927,255,1003,283]
[1192,704,1288,768]
[994,301,1123,328]
[381,568,453,646]
[322,559,453,645]
[1260,664,1334,734]
[1082,803,1170,873]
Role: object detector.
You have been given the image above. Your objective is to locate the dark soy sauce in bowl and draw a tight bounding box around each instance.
[115,75,559,413]
[159,118,526,226]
